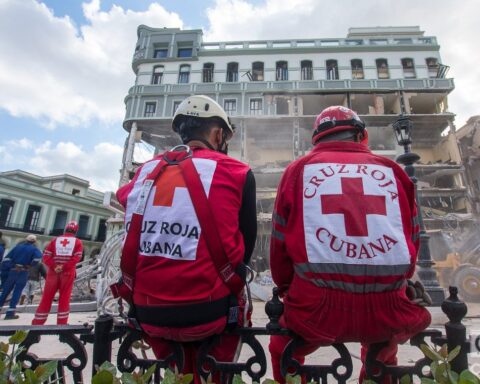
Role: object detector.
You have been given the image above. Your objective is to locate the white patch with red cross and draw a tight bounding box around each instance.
[125,158,217,261]
[302,163,410,265]
[55,237,75,256]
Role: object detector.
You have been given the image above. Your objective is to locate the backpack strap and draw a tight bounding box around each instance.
[178,157,245,296]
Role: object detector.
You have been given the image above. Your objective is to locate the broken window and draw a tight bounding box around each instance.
[426,57,439,78]
[252,62,264,81]
[351,59,364,79]
[276,61,288,81]
[202,62,214,83]
[151,65,164,84]
[226,62,238,82]
[326,60,339,80]
[301,60,313,80]
[401,58,416,79]
[376,59,389,79]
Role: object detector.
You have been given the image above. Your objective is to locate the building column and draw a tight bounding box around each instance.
[119,122,138,187]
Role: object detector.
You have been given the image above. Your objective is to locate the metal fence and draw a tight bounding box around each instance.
[0,286,473,383]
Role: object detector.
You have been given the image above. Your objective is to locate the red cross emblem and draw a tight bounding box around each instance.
[153,166,186,207]
[60,238,70,247]
[321,177,387,237]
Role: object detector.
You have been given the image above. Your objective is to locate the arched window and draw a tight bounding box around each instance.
[351,59,364,79]
[376,59,389,79]
[178,64,190,84]
[426,57,439,78]
[252,62,264,81]
[276,61,288,81]
[401,58,416,78]
[301,60,313,80]
[202,63,214,83]
[326,60,339,80]
[226,62,238,82]
[151,65,164,84]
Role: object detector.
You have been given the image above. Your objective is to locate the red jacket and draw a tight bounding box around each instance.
[43,233,83,273]
[117,147,250,338]
[270,141,428,343]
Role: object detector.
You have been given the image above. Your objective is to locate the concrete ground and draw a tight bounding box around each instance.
[0,301,479,382]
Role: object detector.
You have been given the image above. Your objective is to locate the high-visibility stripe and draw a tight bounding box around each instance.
[295,262,411,277]
[272,212,286,227]
[306,278,405,293]
[272,229,285,241]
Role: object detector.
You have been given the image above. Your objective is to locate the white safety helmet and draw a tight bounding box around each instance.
[172,95,234,139]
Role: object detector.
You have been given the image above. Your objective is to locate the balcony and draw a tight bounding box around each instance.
[0,222,45,235]
[128,78,454,100]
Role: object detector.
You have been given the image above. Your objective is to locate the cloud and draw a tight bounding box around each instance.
[204,0,480,127]
[25,140,125,192]
[0,0,183,128]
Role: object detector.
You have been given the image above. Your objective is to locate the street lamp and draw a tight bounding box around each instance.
[392,115,445,306]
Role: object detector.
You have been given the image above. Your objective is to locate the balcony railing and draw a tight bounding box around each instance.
[0,222,45,235]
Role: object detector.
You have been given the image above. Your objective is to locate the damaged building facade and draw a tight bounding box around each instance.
[120,25,470,271]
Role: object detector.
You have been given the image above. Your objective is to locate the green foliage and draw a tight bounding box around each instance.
[0,330,57,384]
[418,343,480,384]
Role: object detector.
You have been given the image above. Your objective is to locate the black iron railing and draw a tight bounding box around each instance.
[0,286,473,383]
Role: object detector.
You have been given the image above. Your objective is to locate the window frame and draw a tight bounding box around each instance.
[249,97,263,116]
[252,62,264,81]
[300,60,313,80]
[178,64,191,84]
[351,59,364,79]
[202,62,215,83]
[223,98,237,115]
[144,102,157,117]
[401,58,416,79]
[226,62,239,82]
[376,58,390,79]
[276,61,288,81]
[151,65,165,85]
[326,59,339,80]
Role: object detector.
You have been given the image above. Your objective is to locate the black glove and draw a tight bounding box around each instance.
[406,280,432,307]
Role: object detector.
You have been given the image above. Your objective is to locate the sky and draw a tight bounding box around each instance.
[0,0,479,192]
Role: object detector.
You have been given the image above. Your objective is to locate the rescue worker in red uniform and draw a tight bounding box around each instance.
[32,221,83,325]
[269,106,431,383]
[115,95,257,382]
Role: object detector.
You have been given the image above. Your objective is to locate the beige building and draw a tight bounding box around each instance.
[119,25,471,269]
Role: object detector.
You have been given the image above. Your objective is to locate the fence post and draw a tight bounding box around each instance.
[441,286,469,373]
[92,314,114,376]
[265,287,284,331]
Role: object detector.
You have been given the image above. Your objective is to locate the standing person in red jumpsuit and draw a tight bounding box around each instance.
[32,221,83,325]
[268,106,431,383]
[114,95,257,382]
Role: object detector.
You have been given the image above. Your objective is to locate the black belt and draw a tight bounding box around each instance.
[135,295,231,328]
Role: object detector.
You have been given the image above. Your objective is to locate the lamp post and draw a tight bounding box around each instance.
[392,115,445,306]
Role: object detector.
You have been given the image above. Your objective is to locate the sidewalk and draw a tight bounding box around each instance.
[0,301,479,382]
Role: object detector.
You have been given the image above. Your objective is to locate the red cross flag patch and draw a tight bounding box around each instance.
[303,163,410,266]
[55,236,75,256]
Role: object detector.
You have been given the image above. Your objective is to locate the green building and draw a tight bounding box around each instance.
[0,170,112,258]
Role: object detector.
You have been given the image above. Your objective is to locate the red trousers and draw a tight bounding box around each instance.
[32,270,75,325]
[269,334,398,384]
[146,332,241,383]
[268,288,431,383]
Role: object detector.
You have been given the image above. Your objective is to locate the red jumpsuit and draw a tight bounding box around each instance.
[32,233,82,325]
[269,141,431,383]
[117,147,253,382]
